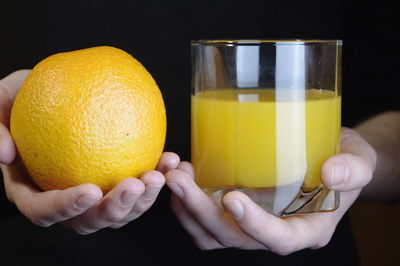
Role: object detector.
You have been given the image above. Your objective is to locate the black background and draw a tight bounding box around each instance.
[0,0,398,265]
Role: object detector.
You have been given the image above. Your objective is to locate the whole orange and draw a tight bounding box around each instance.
[10,46,166,193]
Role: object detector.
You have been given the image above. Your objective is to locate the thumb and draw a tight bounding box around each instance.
[321,128,377,192]
[0,122,16,165]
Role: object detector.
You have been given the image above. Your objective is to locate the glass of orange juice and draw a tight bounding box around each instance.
[191,40,342,216]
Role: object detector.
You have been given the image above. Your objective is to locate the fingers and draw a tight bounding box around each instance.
[21,184,102,227]
[133,170,164,212]
[3,155,166,233]
[321,153,374,191]
[110,170,165,227]
[168,162,220,249]
[0,122,16,164]
[2,160,103,227]
[177,161,195,179]
[167,161,342,253]
[165,167,263,249]
[65,171,166,234]
[64,178,145,235]
[223,191,334,255]
[170,194,223,250]
[321,128,376,191]
[2,156,103,227]
[223,180,363,253]
[156,152,180,173]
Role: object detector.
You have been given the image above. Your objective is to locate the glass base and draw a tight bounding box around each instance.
[202,183,339,216]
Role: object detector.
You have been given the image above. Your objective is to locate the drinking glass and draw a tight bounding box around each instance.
[191,40,342,216]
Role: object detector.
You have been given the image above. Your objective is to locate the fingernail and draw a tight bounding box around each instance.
[224,200,244,220]
[75,195,97,209]
[167,182,184,198]
[330,163,349,188]
[120,191,139,206]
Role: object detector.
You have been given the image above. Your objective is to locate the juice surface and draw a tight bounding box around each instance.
[191,89,341,190]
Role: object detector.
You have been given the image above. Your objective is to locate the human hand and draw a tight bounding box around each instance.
[0,70,180,234]
[165,127,376,254]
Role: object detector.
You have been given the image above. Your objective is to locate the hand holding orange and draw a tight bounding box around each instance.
[10,46,166,193]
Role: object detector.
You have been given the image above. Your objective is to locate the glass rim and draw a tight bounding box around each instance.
[191,39,343,46]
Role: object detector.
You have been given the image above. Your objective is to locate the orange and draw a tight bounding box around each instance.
[10,46,166,193]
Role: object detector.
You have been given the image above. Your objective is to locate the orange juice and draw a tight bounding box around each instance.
[191,89,341,191]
